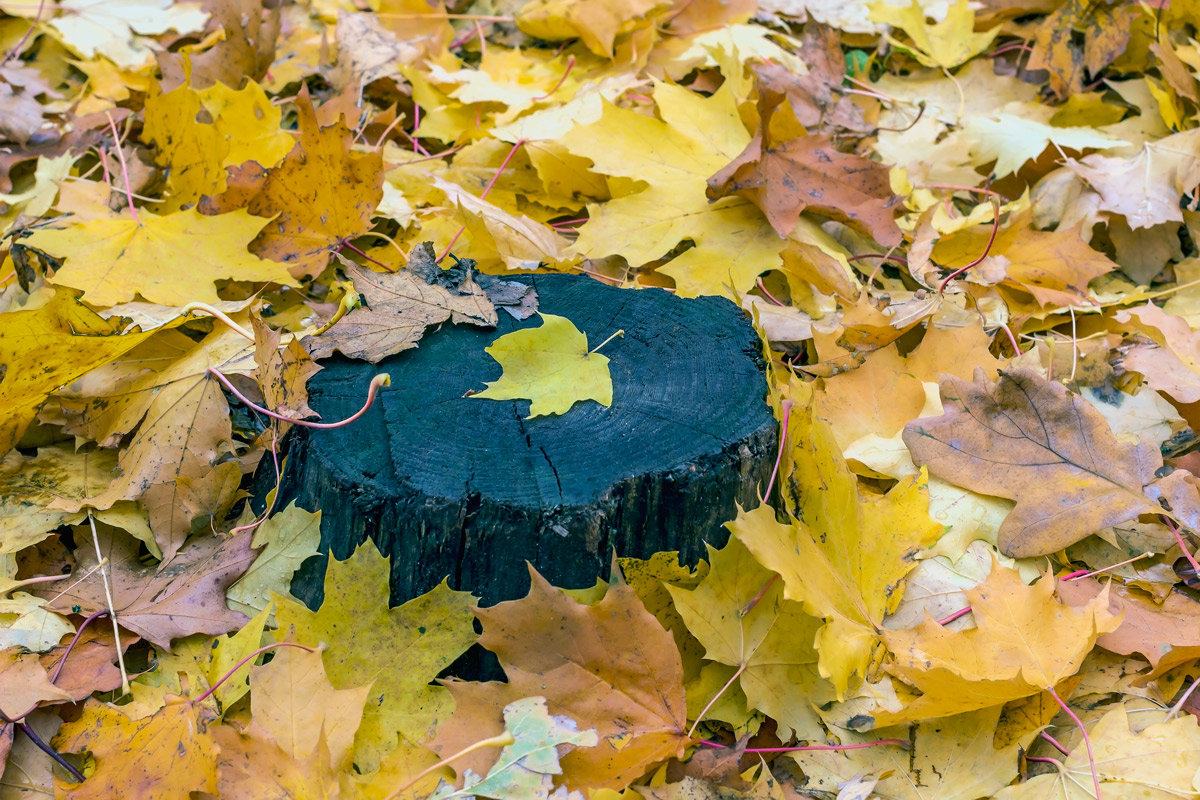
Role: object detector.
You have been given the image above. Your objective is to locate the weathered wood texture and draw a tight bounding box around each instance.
[271,274,776,607]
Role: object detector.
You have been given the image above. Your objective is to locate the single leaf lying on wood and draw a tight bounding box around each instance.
[472,313,616,418]
[39,526,253,650]
[302,244,497,362]
[432,568,688,791]
[903,368,1174,557]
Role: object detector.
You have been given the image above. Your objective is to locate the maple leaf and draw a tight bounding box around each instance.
[52,695,218,799]
[515,0,671,57]
[199,87,384,276]
[40,526,252,649]
[731,397,942,699]
[558,82,786,298]
[1066,128,1200,229]
[868,0,1000,69]
[870,560,1120,726]
[0,648,74,719]
[962,102,1127,177]
[903,368,1190,557]
[50,323,256,558]
[431,697,598,800]
[245,640,374,770]
[1027,0,1136,99]
[271,542,478,773]
[666,537,830,741]
[0,291,155,455]
[143,77,294,208]
[226,503,321,619]
[932,210,1117,307]
[432,569,688,791]
[472,313,617,418]
[706,90,902,245]
[1118,303,1200,402]
[48,0,209,68]
[25,207,300,306]
[992,706,1200,799]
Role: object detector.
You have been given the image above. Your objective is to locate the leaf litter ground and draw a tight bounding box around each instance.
[3,0,1200,798]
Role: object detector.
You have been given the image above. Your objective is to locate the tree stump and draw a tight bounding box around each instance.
[273,274,777,607]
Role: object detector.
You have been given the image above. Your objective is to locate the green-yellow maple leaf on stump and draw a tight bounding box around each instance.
[472,313,617,419]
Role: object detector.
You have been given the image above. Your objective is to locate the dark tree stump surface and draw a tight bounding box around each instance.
[275,273,776,607]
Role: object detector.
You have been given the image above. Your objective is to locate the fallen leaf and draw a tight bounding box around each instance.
[0,292,154,455]
[872,560,1120,726]
[431,697,598,800]
[303,249,497,362]
[40,526,253,650]
[199,87,383,276]
[667,537,829,741]
[226,503,321,618]
[559,82,785,298]
[271,542,478,772]
[472,312,617,418]
[992,705,1200,799]
[0,648,73,719]
[52,695,218,799]
[731,397,942,698]
[246,640,373,769]
[904,368,1175,557]
[48,0,209,68]
[868,0,1000,68]
[433,568,688,790]
[25,207,300,306]
[515,0,670,56]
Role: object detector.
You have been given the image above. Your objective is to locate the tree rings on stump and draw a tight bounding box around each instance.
[273,274,777,607]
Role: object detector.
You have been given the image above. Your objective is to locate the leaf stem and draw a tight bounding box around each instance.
[385,732,516,800]
[1047,685,1100,800]
[588,329,624,355]
[191,641,318,707]
[207,368,390,429]
[104,112,139,224]
[438,138,527,262]
[686,661,746,740]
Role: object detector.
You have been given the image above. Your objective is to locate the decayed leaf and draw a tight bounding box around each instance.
[48,0,209,68]
[992,705,1200,799]
[473,313,616,418]
[433,569,688,791]
[903,368,1177,557]
[667,537,829,741]
[271,542,478,773]
[732,398,942,698]
[431,697,597,800]
[53,695,218,799]
[40,526,253,650]
[304,255,496,362]
[872,560,1120,726]
[200,87,383,276]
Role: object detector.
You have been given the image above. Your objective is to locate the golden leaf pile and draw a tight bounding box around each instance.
[3,0,1200,797]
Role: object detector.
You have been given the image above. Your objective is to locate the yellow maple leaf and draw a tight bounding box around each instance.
[472,313,618,419]
[730,397,943,699]
[27,207,300,307]
[0,291,155,455]
[868,0,1000,69]
[559,82,785,299]
[872,560,1121,726]
[143,77,294,209]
